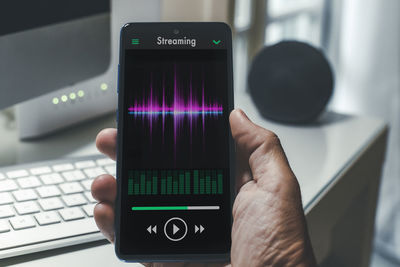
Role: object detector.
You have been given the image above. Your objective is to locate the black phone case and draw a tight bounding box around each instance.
[115,22,235,262]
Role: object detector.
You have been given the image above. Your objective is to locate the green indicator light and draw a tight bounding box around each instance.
[132,206,187,211]
[69,92,76,100]
[77,90,85,97]
[100,83,108,91]
[212,40,221,45]
[131,38,140,45]
[61,95,68,102]
[52,97,59,105]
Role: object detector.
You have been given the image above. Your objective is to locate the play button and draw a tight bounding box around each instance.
[173,224,180,235]
[164,217,187,241]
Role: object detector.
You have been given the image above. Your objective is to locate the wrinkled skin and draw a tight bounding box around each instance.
[92,109,317,267]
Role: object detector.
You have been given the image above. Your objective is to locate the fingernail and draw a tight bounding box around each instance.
[236,109,250,121]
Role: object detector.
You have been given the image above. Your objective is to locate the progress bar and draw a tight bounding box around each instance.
[131,206,220,211]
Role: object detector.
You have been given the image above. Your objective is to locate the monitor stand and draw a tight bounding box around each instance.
[16,0,161,140]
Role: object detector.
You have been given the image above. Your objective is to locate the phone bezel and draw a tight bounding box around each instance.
[115,22,235,262]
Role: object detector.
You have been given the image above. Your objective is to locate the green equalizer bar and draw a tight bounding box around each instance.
[128,169,223,196]
[131,206,220,211]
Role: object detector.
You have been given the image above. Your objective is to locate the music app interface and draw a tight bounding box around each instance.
[120,31,231,255]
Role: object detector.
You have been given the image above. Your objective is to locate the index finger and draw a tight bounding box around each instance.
[96,128,117,160]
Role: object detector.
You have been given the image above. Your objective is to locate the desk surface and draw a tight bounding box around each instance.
[0,91,386,266]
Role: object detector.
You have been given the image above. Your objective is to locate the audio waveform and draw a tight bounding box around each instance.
[127,65,223,148]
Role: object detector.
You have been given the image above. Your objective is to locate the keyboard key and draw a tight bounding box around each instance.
[36,185,61,198]
[40,173,64,185]
[35,211,61,226]
[10,215,36,230]
[13,189,38,202]
[75,160,95,169]
[30,166,52,175]
[83,167,105,178]
[62,170,86,182]
[84,192,97,203]
[17,176,41,189]
[81,179,93,191]
[14,201,40,215]
[0,192,14,205]
[82,204,95,217]
[6,169,29,179]
[0,180,18,192]
[0,156,111,255]
[59,182,84,194]
[59,207,85,221]
[52,163,74,172]
[0,205,15,218]
[104,165,116,176]
[96,158,114,166]
[62,193,87,207]
[0,218,99,251]
[38,197,64,211]
[0,220,10,233]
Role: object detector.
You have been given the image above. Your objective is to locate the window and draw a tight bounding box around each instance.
[266,0,325,47]
[232,0,330,93]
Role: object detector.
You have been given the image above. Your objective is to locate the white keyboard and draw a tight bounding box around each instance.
[0,155,115,259]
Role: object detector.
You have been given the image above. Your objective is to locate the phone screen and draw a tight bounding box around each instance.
[117,23,233,258]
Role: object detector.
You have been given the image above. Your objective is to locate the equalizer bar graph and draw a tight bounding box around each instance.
[128,169,224,196]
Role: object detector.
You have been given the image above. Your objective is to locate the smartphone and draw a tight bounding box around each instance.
[115,22,234,262]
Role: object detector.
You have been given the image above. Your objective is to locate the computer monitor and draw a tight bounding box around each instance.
[0,0,110,110]
[0,0,162,139]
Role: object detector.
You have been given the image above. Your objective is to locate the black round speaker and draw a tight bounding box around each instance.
[248,41,334,124]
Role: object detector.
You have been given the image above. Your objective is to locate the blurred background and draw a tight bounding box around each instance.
[167,2,400,265]
[227,0,400,266]
[232,0,400,266]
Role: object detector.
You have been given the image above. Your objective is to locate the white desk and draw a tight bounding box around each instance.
[0,92,388,266]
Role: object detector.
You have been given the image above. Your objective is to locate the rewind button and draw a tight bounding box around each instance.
[146,225,157,234]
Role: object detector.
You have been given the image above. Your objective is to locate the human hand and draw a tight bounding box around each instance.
[92,109,316,267]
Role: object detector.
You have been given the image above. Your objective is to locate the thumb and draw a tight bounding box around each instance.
[229,109,296,192]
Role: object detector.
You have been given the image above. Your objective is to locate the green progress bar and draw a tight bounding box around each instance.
[131,206,220,211]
